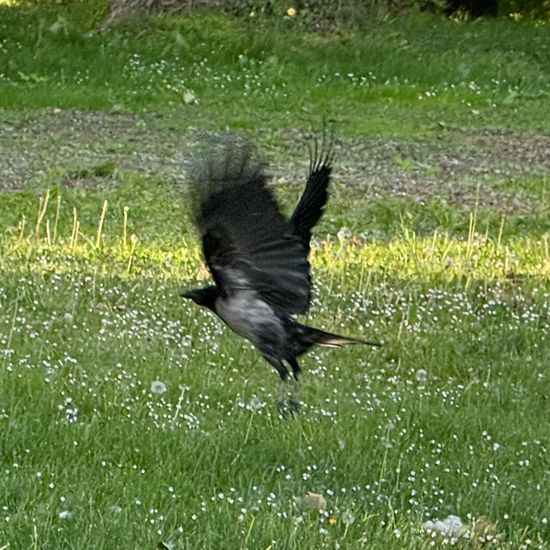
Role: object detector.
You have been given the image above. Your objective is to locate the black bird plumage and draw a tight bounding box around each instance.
[183,136,379,412]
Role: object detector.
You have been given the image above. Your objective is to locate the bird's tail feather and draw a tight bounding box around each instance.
[302,326,381,348]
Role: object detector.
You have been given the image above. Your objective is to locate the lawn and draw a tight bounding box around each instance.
[0,3,549,548]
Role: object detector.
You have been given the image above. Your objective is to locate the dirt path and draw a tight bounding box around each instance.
[1,109,549,213]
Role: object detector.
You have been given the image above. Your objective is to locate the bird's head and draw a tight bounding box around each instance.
[181,286,219,311]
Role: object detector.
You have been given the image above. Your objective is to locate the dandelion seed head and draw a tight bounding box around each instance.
[151,380,167,395]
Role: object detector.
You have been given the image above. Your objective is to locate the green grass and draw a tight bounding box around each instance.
[1,3,550,134]
[1,3,550,548]
[1,179,549,548]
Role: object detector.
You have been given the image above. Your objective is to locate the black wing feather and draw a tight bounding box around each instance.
[289,140,332,254]
[189,138,311,315]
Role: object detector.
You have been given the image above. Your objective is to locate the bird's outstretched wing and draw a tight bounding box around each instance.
[289,138,332,255]
[189,137,311,315]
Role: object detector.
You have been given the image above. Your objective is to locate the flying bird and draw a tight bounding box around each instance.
[183,136,379,415]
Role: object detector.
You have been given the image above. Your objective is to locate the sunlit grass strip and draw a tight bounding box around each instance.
[1,231,548,285]
[2,192,549,283]
[312,229,550,284]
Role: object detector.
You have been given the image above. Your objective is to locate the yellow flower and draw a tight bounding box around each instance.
[329,517,337,526]
[287,7,297,17]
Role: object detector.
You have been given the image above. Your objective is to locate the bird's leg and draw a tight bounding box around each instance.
[288,357,301,381]
[264,360,299,418]
[276,378,300,419]
[277,373,301,419]
[263,356,294,417]
[263,355,301,418]
[276,376,293,418]
[286,357,302,415]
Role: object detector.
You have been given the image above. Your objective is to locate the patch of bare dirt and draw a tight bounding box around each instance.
[1,109,548,213]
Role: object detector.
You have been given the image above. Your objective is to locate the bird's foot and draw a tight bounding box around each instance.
[277,397,301,418]
[276,379,301,418]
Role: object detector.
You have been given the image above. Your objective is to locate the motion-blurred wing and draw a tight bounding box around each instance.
[190,139,311,314]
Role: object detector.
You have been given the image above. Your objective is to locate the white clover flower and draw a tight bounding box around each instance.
[151,380,167,395]
[183,90,197,105]
[181,336,192,347]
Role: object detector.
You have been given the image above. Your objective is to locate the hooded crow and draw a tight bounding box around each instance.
[183,136,379,414]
